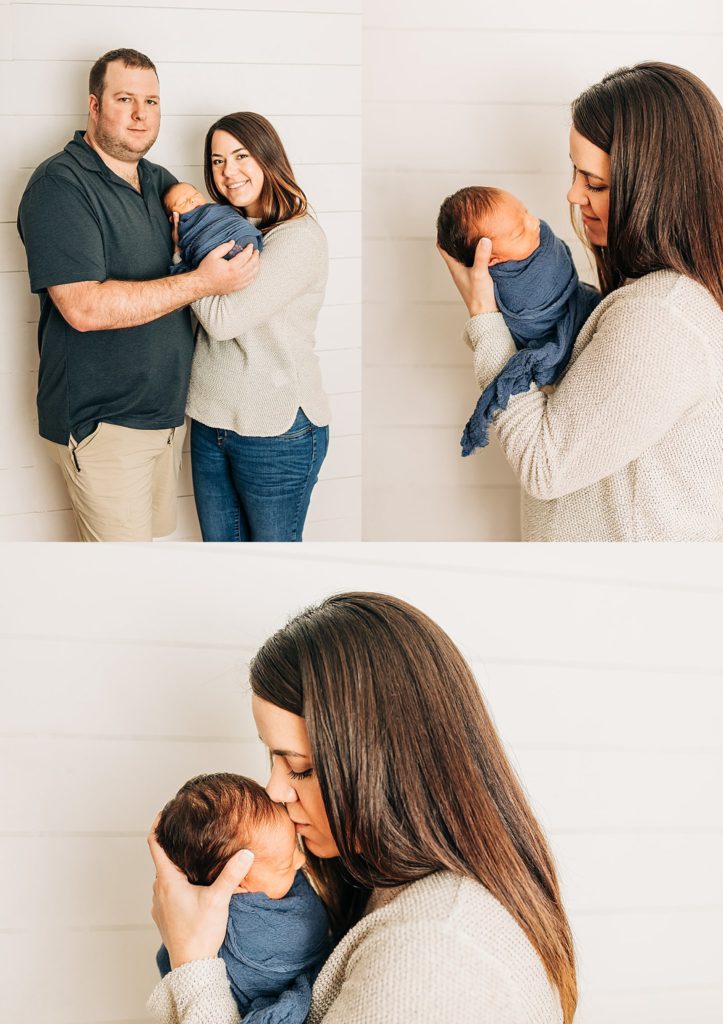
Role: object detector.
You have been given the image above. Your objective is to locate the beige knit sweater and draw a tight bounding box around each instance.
[466,270,723,541]
[147,871,562,1024]
[187,213,330,436]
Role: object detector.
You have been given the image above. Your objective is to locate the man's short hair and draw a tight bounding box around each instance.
[89,48,158,103]
[437,186,504,267]
[155,773,278,886]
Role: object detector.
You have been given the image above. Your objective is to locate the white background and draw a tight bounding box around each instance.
[0,0,361,541]
[1,543,721,1023]
[362,0,723,540]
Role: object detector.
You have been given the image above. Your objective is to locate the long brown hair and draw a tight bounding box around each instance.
[203,111,308,232]
[571,62,723,307]
[249,592,577,1023]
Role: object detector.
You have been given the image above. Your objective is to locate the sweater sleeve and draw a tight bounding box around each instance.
[465,293,715,500]
[191,218,327,341]
[146,958,241,1024]
[316,921,520,1024]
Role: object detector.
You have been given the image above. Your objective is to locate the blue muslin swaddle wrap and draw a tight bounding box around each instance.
[156,871,330,1024]
[461,220,601,457]
[170,203,263,275]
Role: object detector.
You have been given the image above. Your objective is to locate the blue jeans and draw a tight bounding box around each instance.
[190,410,328,542]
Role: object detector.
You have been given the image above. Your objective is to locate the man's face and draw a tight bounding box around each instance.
[88,61,160,162]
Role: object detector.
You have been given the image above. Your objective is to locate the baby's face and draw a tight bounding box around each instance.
[237,807,306,900]
[476,192,540,265]
[164,183,208,215]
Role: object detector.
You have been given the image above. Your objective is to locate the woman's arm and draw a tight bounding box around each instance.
[440,239,715,500]
[146,825,253,1024]
[315,920,529,1024]
[192,218,327,340]
[467,295,714,500]
[147,959,241,1024]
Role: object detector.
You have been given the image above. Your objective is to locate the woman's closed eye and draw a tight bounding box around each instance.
[288,767,314,780]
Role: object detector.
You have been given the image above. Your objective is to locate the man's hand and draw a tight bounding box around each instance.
[194,241,260,297]
[437,236,498,317]
[148,818,255,970]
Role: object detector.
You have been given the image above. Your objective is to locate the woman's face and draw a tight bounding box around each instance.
[567,127,611,247]
[252,695,340,859]
[210,129,265,217]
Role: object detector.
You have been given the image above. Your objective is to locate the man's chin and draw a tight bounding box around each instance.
[124,135,157,158]
[94,128,158,162]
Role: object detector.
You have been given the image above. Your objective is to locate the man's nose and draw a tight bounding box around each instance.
[132,103,147,121]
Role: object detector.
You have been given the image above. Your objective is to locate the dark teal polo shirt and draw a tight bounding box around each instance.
[17,131,195,444]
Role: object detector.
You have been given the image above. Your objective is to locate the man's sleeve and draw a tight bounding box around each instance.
[17,173,107,293]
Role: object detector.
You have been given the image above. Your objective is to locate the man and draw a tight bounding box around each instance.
[17,48,259,541]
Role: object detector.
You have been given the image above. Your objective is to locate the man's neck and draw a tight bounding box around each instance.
[83,129,141,190]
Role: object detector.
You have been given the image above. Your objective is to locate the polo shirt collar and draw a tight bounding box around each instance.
[64,130,149,188]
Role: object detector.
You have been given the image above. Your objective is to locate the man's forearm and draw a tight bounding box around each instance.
[49,271,212,332]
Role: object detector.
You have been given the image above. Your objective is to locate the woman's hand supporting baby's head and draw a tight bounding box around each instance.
[148,819,254,970]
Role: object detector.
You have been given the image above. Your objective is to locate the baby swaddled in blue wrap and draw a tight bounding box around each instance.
[156,872,329,1023]
[437,187,601,457]
[154,773,331,1024]
[163,182,263,275]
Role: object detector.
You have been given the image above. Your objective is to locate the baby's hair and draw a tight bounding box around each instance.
[162,182,190,213]
[155,773,278,886]
[437,186,504,267]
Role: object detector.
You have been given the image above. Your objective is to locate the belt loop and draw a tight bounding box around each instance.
[167,427,175,446]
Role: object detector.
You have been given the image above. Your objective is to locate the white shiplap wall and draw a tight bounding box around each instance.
[0,0,361,541]
[1,543,721,1023]
[362,0,723,540]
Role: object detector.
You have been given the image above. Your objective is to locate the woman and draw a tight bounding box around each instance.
[187,112,330,542]
[440,62,723,541]
[148,593,576,1023]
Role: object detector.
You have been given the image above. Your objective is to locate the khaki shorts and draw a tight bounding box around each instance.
[43,420,186,542]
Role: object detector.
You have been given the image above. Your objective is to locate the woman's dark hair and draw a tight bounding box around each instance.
[203,112,308,232]
[571,61,723,307]
[249,592,577,1024]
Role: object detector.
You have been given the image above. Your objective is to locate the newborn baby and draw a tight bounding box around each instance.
[437,186,601,456]
[154,772,330,1024]
[163,182,263,275]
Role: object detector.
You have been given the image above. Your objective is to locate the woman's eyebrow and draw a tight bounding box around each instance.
[211,147,247,158]
[569,157,606,182]
[257,734,308,758]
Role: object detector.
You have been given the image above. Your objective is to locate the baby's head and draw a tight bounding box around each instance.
[155,773,305,899]
[437,187,540,267]
[163,182,209,216]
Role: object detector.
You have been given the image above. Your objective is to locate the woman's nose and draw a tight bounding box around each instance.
[567,173,586,207]
[266,763,297,804]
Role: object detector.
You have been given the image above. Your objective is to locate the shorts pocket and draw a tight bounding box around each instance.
[70,421,104,455]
